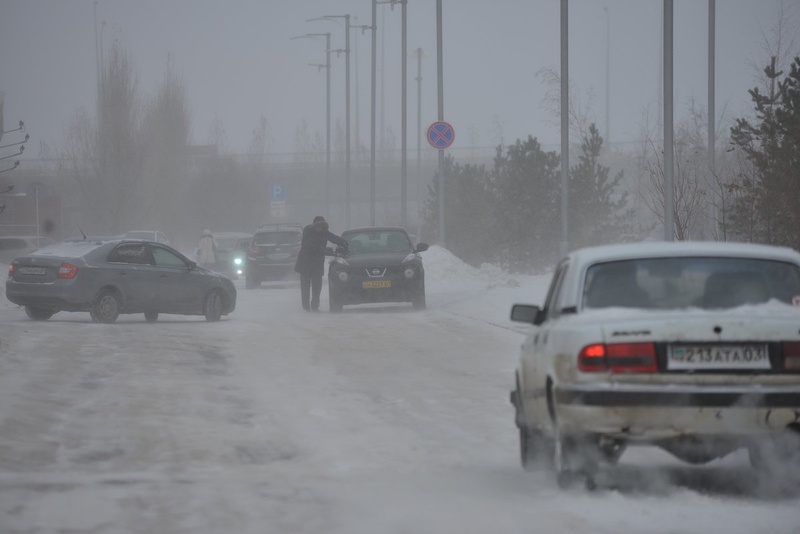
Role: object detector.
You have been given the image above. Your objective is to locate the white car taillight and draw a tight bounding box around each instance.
[782,342,800,371]
[578,342,658,373]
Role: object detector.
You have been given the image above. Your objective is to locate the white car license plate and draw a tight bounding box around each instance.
[18,266,46,275]
[668,344,770,370]
[268,252,290,260]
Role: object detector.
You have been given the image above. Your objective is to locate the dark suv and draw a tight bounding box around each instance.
[245,224,303,288]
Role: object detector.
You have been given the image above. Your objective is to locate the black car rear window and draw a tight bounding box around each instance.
[254,231,301,246]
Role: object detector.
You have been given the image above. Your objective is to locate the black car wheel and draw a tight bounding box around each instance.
[144,311,159,323]
[329,286,343,312]
[92,289,121,324]
[25,305,54,321]
[204,290,223,321]
[412,279,426,310]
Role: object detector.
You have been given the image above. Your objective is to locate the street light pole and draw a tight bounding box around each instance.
[604,6,610,147]
[436,0,445,246]
[664,0,675,241]
[291,32,332,216]
[560,0,569,257]
[311,15,352,227]
[371,0,378,226]
[94,1,100,100]
[400,0,408,229]
[414,47,424,239]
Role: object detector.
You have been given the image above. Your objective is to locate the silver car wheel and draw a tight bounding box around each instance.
[92,290,120,324]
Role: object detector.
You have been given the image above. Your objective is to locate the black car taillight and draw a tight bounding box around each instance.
[782,341,800,371]
[578,342,658,373]
[7,264,13,278]
[57,262,79,279]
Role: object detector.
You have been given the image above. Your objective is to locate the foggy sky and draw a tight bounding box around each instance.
[1,0,797,160]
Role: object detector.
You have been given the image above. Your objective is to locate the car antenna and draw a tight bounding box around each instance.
[76,223,87,239]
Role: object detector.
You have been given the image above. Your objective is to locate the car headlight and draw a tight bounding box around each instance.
[334,257,350,267]
[337,271,349,282]
[402,253,416,264]
[234,257,242,265]
[404,268,415,279]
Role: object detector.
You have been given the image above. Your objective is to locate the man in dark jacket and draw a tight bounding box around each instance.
[294,216,348,311]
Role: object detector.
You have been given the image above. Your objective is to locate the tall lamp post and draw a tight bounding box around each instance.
[369,0,404,227]
[604,6,610,147]
[399,0,409,228]
[413,47,425,239]
[291,32,332,216]
[310,15,352,227]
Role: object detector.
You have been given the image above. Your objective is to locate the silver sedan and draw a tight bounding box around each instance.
[6,239,236,323]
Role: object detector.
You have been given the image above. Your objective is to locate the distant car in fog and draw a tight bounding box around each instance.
[245,224,303,288]
[123,230,170,245]
[203,231,251,278]
[0,235,56,265]
[230,235,252,279]
[327,227,428,311]
[6,239,236,323]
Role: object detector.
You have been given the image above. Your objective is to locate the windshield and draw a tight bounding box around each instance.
[583,257,800,310]
[343,230,412,255]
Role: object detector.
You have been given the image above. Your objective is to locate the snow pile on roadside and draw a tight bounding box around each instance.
[422,245,520,290]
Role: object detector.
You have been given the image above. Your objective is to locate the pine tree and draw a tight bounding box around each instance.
[729,57,800,248]
[569,124,634,249]
[490,136,560,271]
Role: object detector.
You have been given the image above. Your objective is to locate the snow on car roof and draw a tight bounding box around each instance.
[29,240,115,257]
[569,240,800,265]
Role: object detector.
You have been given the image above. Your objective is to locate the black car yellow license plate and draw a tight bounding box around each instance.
[363,280,391,289]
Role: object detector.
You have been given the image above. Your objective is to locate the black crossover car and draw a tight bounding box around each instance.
[6,239,236,323]
[327,227,428,312]
[245,224,303,288]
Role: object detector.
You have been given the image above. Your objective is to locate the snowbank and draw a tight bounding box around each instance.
[422,245,521,290]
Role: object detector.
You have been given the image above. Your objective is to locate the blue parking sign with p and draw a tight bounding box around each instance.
[271,185,285,201]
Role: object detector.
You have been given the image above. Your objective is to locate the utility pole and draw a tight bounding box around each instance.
[560,0,569,257]
[436,0,445,246]
[371,0,378,226]
[414,47,424,239]
[400,0,408,228]
[708,0,715,178]
[310,14,352,227]
[291,32,332,216]
[664,0,675,241]
[604,6,610,147]
[94,1,100,100]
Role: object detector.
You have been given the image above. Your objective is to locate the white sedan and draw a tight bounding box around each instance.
[510,241,800,488]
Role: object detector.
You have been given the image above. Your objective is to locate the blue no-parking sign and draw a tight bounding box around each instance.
[427,121,455,150]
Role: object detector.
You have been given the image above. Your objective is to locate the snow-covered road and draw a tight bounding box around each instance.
[1,247,798,533]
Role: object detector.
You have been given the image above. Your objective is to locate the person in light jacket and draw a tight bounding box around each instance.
[293,216,347,311]
[197,229,217,268]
